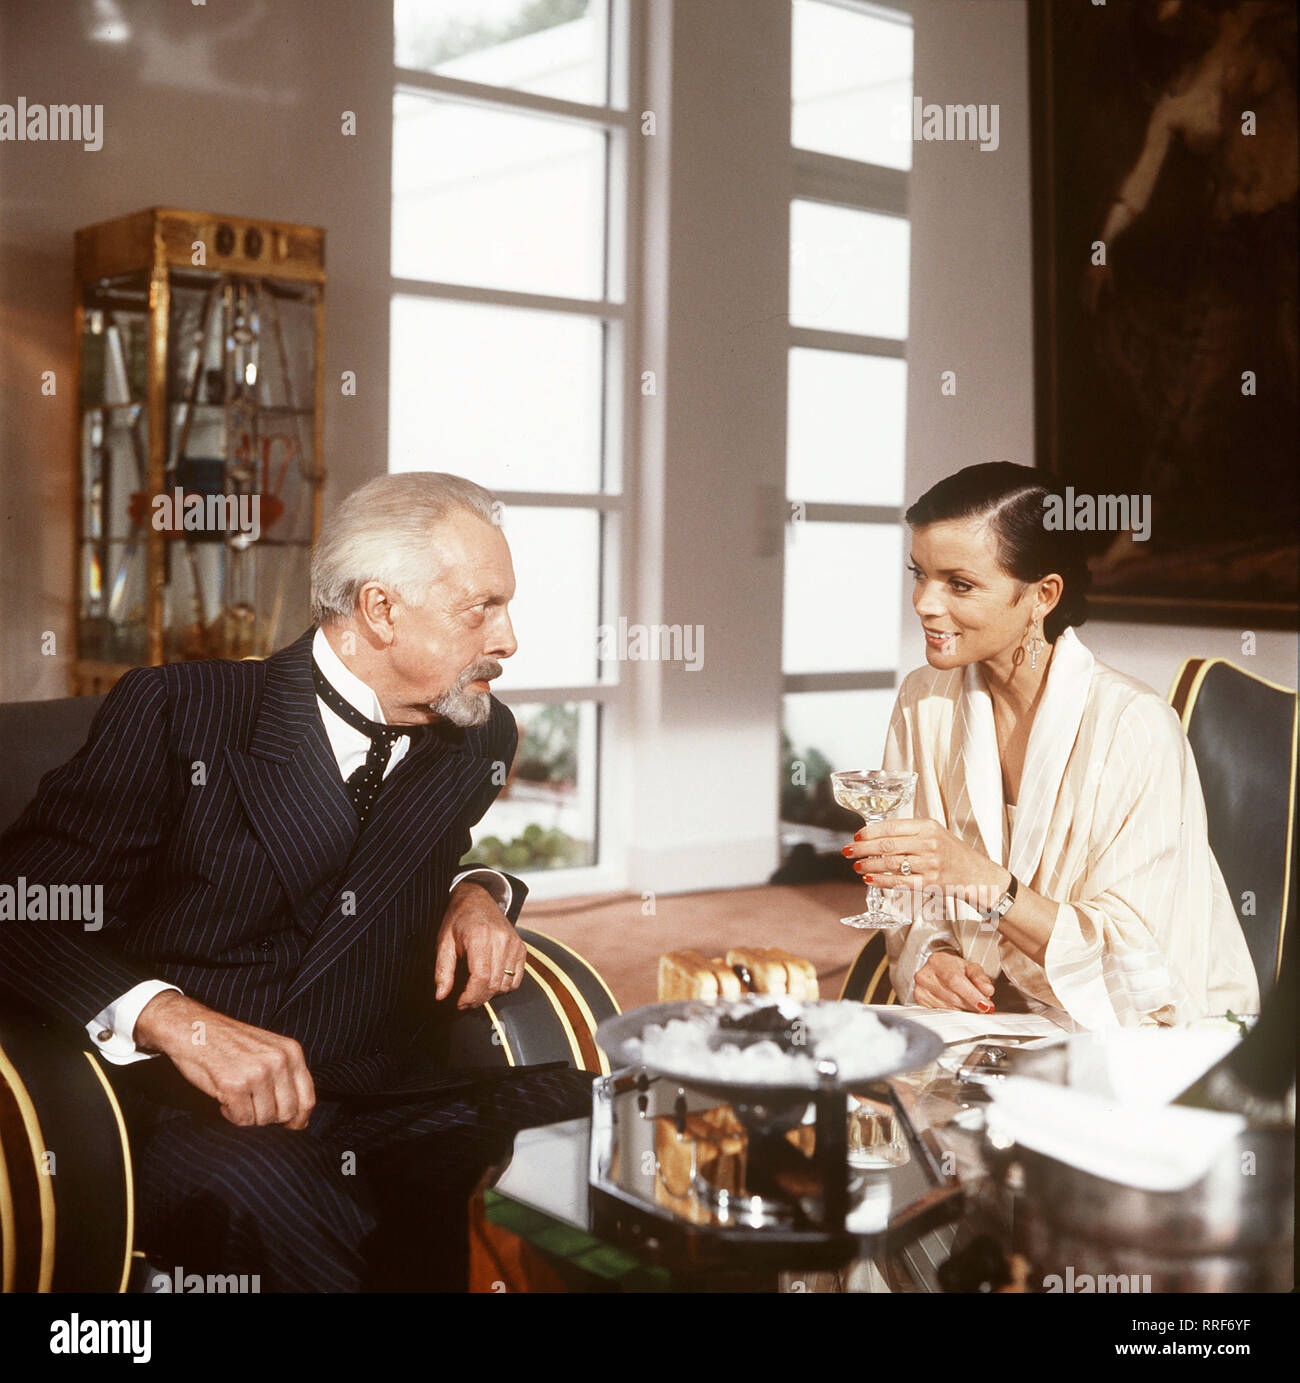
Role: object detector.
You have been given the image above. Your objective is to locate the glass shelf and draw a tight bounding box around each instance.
[161,401,315,416]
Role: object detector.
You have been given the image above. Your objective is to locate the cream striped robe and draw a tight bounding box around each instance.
[882,627,1260,1030]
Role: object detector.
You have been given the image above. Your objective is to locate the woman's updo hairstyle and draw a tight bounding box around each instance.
[904,462,1092,644]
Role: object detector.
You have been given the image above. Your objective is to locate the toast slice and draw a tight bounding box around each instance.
[658,950,744,1001]
[659,948,817,1000]
[725,946,788,995]
[658,950,719,1001]
[767,947,820,1000]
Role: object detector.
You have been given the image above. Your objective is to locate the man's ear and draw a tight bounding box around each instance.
[356,583,397,644]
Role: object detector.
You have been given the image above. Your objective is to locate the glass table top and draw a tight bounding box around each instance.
[485,1033,1030,1287]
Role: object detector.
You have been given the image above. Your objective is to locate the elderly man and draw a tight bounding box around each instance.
[0,472,592,1291]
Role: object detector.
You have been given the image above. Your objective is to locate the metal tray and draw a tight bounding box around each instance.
[595,999,944,1101]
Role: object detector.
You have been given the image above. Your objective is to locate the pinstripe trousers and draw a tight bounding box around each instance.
[122,1064,595,1292]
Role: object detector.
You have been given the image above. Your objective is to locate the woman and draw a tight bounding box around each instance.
[844,462,1259,1030]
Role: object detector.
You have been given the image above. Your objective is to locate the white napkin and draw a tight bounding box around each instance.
[986,1028,1248,1192]
[1060,1027,1241,1106]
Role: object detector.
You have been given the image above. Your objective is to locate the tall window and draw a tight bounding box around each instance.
[390,1,632,888]
[781,0,913,846]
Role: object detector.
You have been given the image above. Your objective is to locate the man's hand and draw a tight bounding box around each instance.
[435,880,526,1010]
[913,952,996,1013]
[134,991,315,1129]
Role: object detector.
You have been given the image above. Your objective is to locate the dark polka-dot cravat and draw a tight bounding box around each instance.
[311,660,423,828]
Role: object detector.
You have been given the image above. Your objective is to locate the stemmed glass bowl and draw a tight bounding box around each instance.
[830,768,918,930]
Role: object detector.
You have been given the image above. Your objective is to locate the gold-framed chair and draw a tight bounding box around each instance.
[0,694,617,1292]
[838,929,896,1005]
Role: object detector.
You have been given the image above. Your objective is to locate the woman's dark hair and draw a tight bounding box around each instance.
[904,462,1092,644]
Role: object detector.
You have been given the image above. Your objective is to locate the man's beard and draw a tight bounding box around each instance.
[430,659,501,728]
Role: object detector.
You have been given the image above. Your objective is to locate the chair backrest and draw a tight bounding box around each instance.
[1168,658,1297,1001]
[0,695,106,835]
[839,929,896,1005]
[0,1013,133,1292]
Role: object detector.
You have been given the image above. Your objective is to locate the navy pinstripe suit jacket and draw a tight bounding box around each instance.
[0,628,525,1096]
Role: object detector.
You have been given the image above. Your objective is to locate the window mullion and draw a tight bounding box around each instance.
[393,67,630,132]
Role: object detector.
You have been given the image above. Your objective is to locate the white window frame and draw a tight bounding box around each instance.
[784,0,913,712]
[389,0,642,899]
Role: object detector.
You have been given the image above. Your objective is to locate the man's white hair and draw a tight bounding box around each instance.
[310,472,497,625]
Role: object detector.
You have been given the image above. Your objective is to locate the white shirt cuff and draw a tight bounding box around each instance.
[87,980,183,1065]
[451,868,514,918]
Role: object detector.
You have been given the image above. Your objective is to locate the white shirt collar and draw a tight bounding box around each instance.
[312,626,412,782]
[312,626,388,724]
[306,628,507,909]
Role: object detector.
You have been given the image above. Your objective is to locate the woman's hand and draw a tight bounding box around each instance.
[844,817,1005,895]
[914,952,996,1013]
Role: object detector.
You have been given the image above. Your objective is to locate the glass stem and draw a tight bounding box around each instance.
[861,811,884,914]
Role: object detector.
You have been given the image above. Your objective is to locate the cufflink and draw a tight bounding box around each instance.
[96,1029,112,1042]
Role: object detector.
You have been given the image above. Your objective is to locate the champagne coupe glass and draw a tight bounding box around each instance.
[830,769,918,930]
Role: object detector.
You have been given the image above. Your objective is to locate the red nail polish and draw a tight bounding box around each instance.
[860,874,875,883]
[977,1001,994,1014]
[841,845,855,857]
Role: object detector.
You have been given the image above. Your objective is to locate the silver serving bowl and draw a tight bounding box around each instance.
[595,998,944,1105]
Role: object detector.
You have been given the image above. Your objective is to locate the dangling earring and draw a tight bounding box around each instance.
[1012,616,1043,669]
[1029,618,1045,670]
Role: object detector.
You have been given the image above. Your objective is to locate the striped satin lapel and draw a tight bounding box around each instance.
[956,662,1003,864]
[926,668,1000,976]
[224,629,359,918]
[1009,627,1095,886]
[274,740,495,1014]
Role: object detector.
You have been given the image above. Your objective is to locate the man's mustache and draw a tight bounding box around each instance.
[454,659,501,690]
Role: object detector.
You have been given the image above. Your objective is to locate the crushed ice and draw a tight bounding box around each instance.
[625,997,909,1085]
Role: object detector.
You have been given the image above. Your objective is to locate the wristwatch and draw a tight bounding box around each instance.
[982,873,1019,923]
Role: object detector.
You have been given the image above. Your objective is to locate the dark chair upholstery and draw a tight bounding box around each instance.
[0,694,105,834]
[1168,657,1297,1002]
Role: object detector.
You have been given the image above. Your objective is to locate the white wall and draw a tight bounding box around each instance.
[901,0,1297,696]
[621,0,792,894]
[0,0,393,700]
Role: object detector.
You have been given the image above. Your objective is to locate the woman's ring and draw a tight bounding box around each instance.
[899,859,911,875]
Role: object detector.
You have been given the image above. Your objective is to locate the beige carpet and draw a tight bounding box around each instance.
[522,881,872,1011]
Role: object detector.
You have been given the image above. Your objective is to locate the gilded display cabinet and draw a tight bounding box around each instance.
[73,207,325,694]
